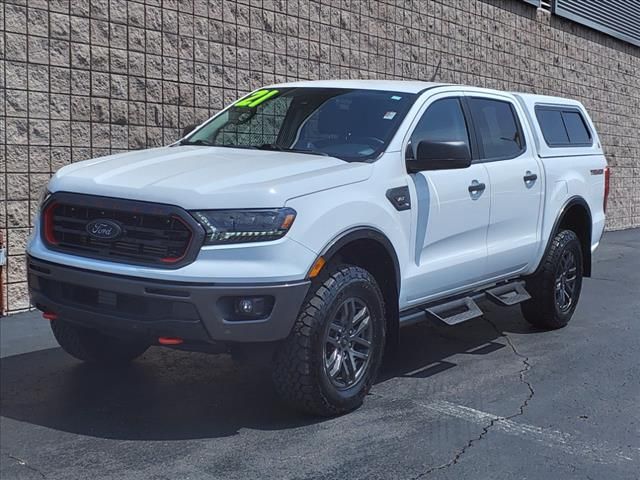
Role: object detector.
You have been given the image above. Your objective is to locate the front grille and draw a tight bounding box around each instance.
[42,193,203,267]
[48,204,190,262]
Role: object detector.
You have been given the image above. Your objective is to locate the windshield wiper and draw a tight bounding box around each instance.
[257,144,328,156]
[217,144,258,150]
[180,139,215,146]
[256,143,286,152]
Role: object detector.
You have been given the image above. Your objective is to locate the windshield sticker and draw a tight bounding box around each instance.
[391,95,402,100]
[234,89,279,108]
[383,111,397,120]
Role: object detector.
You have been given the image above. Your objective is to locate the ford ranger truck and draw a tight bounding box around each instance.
[27,81,609,416]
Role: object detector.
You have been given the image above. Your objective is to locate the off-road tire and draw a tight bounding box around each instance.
[51,319,150,364]
[272,265,386,416]
[521,229,583,329]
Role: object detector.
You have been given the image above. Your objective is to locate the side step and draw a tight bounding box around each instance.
[399,279,533,328]
[424,297,484,326]
[485,281,531,307]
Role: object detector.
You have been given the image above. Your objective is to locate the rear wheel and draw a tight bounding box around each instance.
[272,265,386,416]
[521,229,583,329]
[51,319,150,364]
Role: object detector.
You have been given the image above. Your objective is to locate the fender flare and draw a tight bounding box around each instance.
[536,195,593,277]
[318,227,401,294]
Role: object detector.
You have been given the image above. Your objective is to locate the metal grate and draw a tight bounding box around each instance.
[553,0,640,47]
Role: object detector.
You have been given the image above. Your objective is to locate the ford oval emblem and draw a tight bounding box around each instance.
[86,219,123,241]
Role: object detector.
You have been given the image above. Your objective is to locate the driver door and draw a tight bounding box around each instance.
[404,95,491,304]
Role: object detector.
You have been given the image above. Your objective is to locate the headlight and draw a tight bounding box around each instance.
[191,208,296,245]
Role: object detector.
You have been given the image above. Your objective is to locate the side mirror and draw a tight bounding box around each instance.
[182,124,199,138]
[406,140,471,173]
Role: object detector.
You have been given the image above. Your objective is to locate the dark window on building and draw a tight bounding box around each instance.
[535,106,592,147]
[408,97,471,161]
[468,98,525,160]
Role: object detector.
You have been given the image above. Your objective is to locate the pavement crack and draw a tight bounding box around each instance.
[410,417,498,478]
[411,317,535,479]
[484,316,535,419]
[7,454,46,479]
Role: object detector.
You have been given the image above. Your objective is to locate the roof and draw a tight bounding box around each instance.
[266,79,445,94]
[512,92,586,108]
[263,80,591,106]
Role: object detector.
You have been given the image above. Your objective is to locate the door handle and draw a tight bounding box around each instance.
[468,181,486,195]
[523,171,538,183]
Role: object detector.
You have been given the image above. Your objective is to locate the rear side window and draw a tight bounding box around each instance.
[536,109,569,145]
[562,111,592,144]
[535,106,592,147]
[468,98,526,160]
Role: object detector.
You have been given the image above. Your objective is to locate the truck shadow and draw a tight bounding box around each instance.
[0,305,539,441]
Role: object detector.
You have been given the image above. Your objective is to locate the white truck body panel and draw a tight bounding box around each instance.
[514,93,607,264]
[48,146,372,210]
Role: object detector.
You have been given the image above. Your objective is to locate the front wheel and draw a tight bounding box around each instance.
[272,265,386,416]
[521,229,583,329]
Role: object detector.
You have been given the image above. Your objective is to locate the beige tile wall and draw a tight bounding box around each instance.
[1,0,639,314]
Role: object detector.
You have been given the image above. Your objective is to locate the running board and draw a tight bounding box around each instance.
[399,279,532,328]
[424,297,484,326]
[485,281,531,307]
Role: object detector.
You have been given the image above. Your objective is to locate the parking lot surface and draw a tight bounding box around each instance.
[1,229,638,479]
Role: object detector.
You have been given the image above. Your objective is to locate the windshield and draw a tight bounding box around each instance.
[182,88,417,161]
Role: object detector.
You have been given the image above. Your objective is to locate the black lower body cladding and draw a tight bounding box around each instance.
[27,256,310,345]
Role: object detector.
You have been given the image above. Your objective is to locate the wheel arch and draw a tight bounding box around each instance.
[317,227,401,347]
[539,196,593,277]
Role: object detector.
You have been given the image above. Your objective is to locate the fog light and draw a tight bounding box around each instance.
[238,299,253,313]
[218,295,275,321]
[235,297,266,317]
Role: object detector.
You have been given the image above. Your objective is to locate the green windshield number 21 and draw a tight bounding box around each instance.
[234,89,279,108]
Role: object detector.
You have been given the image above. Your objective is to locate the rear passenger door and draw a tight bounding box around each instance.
[465,93,543,278]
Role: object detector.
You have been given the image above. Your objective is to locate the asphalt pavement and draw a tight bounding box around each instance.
[1,229,638,479]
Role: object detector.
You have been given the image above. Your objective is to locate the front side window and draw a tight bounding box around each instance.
[408,97,471,160]
[183,88,417,162]
[468,98,526,160]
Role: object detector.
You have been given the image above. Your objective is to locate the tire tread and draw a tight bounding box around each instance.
[272,265,385,416]
[521,229,583,329]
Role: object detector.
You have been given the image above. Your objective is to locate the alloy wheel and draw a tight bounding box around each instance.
[555,249,578,312]
[323,298,373,390]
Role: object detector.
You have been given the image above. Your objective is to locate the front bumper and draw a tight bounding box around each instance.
[28,256,310,344]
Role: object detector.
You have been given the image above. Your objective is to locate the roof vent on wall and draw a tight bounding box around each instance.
[552,0,640,47]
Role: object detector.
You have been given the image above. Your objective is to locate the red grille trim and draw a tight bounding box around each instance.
[41,193,204,269]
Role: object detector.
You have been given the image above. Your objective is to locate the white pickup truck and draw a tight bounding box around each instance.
[27,80,609,416]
